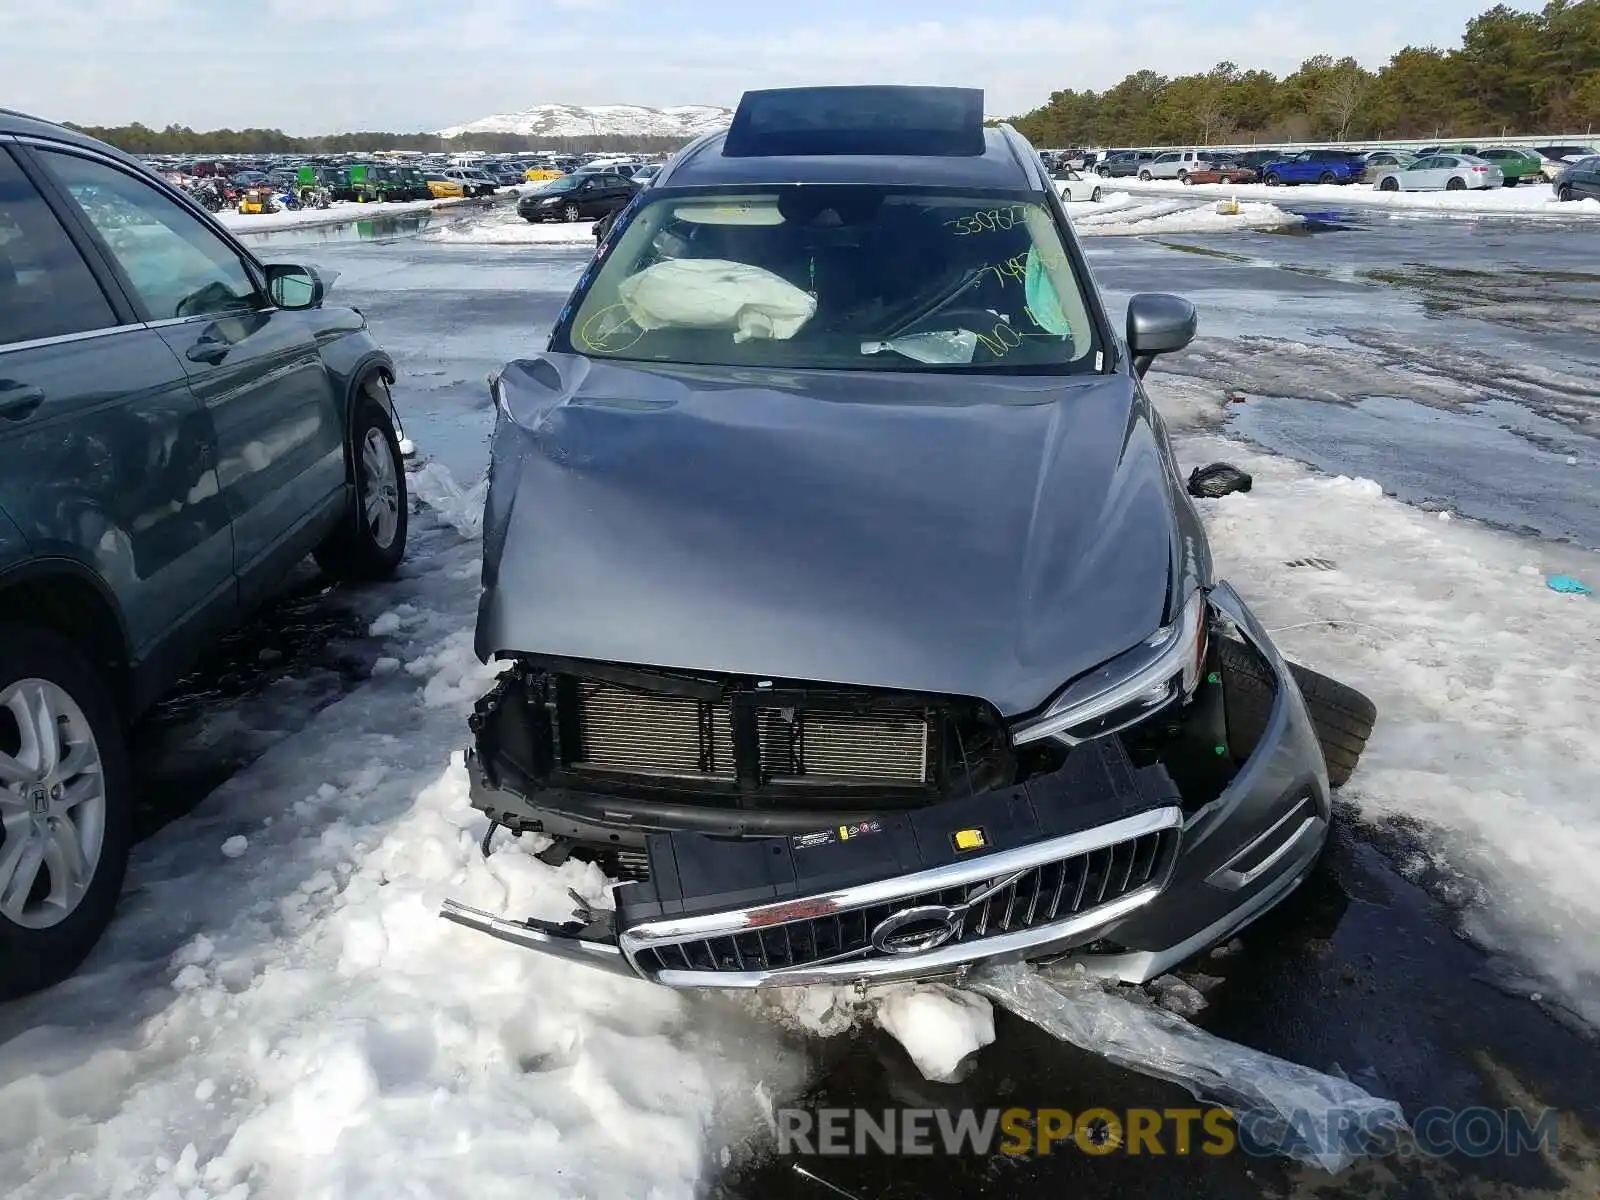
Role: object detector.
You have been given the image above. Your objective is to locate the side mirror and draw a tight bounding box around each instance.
[1126,293,1197,377]
[264,263,327,310]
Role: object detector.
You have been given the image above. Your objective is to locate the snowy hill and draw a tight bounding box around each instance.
[438,104,731,140]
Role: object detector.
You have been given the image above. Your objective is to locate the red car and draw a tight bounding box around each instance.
[1184,165,1259,185]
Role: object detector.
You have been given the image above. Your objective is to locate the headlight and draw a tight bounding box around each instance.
[540,196,562,205]
[1012,589,1209,747]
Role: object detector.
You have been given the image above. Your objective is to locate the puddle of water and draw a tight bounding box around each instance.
[235,212,437,249]
[1230,393,1600,547]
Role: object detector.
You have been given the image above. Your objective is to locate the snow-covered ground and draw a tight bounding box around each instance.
[1111,175,1600,218]
[419,206,595,245]
[216,197,475,233]
[1068,194,1303,235]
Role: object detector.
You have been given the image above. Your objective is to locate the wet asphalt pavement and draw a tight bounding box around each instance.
[129,201,1600,1199]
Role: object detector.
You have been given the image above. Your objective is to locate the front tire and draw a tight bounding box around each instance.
[0,626,132,1000]
[564,202,581,222]
[1218,638,1377,789]
[1558,184,1574,201]
[314,384,408,581]
[1090,187,1102,202]
[1379,177,1400,192]
[1138,170,1152,182]
[1264,172,1281,186]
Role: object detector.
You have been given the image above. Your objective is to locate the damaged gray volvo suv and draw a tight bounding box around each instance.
[442,86,1375,989]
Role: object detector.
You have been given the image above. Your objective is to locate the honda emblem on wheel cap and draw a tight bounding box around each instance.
[870,905,962,955]
[28,784,49,817]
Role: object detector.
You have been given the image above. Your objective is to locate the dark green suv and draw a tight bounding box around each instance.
[0,110,410,998]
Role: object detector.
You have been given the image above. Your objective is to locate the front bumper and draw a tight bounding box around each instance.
[442,582,1331,988]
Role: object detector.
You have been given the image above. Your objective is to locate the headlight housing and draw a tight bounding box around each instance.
[1012,589,1209,747]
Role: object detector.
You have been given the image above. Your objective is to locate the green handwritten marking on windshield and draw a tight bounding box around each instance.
[944,205,1031,236]
[973,320,1023,357]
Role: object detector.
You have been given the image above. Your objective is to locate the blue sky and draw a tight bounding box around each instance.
[1,0,1514,134]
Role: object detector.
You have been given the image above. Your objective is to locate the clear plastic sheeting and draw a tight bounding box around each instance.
[970,962,1406,1172]
[616,258,817,343]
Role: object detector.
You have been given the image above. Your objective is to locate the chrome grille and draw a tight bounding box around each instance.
[572,682,734,778]
[631,822,1180,977]
[757,707,930,785]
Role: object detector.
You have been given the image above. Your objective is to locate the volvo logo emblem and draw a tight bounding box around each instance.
[870,905,962,956]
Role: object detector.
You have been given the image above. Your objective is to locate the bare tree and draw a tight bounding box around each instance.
[1322,74,1368,140]
[1191,92,1232,144]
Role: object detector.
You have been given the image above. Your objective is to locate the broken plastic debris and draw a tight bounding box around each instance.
[1547,575,1591,594]
[970,962,1405,1172]
[1188,463,1254,499]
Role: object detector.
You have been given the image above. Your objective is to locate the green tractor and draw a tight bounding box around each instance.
[336,162,390,203]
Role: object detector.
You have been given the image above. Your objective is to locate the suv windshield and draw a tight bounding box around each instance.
[559,185,1099,373]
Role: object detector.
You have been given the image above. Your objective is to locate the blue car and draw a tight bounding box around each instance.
[1260,149,1364,186]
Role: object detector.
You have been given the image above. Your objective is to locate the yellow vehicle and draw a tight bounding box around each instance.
[524,167,565,182]
[425,173,466,199]
[236,186,278,215]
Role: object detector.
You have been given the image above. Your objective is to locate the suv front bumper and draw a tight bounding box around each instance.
[440,582,1330,988]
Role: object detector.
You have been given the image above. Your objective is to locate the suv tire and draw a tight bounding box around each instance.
[0,624,132,1000]
[314,382,408,580]
[1218,637,1377,788]
[1264,172,1282,186]
[1558,184,1574,201]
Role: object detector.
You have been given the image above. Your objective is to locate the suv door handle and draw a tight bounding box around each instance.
[186,337,230,365]
[0,383,44,421]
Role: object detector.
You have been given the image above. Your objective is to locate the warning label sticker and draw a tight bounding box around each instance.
[791,820,883,850]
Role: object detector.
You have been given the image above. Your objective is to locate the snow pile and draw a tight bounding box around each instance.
[1148,372,1600,1026]
[1118,176,1600,218]
[217,197,469,233]
[873,986,995,1082]
[421,205,595,246]
[0,510,803,1200]
[1073,197,1302,236]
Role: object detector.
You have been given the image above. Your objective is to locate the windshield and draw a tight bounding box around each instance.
[559,186,1099,373]
[539,175,582,193]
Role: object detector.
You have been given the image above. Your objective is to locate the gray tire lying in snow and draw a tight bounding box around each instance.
[1218,636,1376,788]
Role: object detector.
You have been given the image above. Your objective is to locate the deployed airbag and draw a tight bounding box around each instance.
[616,258,817,343]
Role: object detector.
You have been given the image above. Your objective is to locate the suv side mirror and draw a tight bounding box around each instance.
[264,263,327,310]
[1126,293,1197,377]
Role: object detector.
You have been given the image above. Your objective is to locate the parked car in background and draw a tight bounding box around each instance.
[1553,155,1600,201]
[1472,147,1543,186]
[424,172,466,198]
[1097,150,1155,177]
[1260,149,1364,185]
[631,164,662,185]
[1053,167,1104,202]
[1140,151,1214,181]
[1372,153,1504,192]
[1184,163,1258,185]
[442,168,498,197]
[1359,150,1416,183]
[1230,149,1284,172]
[0,111,410,999]
[518,172,639,222]
[525,165,566,183]
[1533,144,1599,181]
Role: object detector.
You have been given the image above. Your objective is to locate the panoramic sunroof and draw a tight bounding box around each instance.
[722,86,987,158]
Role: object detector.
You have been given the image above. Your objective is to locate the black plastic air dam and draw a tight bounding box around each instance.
[617,736,1180,926]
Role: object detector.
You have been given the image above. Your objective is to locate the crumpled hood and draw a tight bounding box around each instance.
[477,353,1183,719]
